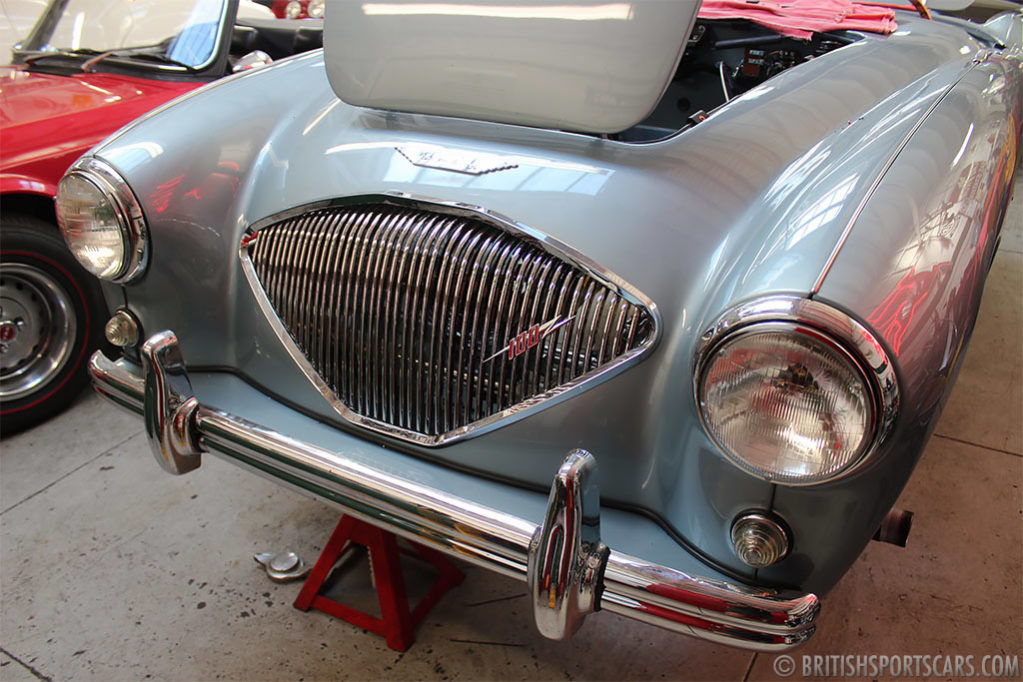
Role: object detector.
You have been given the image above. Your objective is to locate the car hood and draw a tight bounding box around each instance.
[0,66,197,181]
[0,67,189,126]
[323,0,700,134]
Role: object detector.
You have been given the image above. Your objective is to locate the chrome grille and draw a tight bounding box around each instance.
[244,200,655,444]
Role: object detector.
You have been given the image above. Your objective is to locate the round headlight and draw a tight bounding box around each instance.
[307,0,324,18]
[696,298,897,485]
[285,0,303,18]
[56,157,147,283]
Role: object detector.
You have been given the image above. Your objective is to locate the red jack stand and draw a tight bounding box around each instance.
[293,515,465,651]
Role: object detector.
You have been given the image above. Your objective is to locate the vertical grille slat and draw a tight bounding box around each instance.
[474,241,513,423]
[557,275,585,386]
[365,212,393,412]
[596,293,619,366]
[245,201,654,442]
[374,212,405,417]
[334,211,365,406]
[270,223,290,321]
[281,217,304,342]
[608,298,629,363]
[424,223,466,433]
[456,234,498,428]
[572,281,597,375]
[485,243,521,418]
[414,219,456,433]
[352,210,381,415]
[401,215,441,429]
[300,214,321,370]
[581,288,606,373]
[382,212,417,426]
[295,215,321,355]
[494,246,526,413]
[435,229,479,434]
[523,259,556,400]
[324,211,355,391]
[341,211,371,409]
[509,254,544,407]
[307,213,332,374]
[310,214,333,376]
[541,269,573,394]
[533,263,565,395]
[441,231,484,433]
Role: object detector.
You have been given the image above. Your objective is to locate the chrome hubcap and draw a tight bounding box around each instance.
[0,263,77,401]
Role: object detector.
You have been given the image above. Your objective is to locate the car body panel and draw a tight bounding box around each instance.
[0,67,196,193]
[985,10,1023,45]
[0,172,54,197]
[763,52,1023,587]
[85,11,1021,595]
[322,0,700,133]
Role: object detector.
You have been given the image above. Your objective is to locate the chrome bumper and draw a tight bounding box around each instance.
[89,330,820,651]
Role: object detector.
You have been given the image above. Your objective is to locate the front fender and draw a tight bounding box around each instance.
[764,51,1023,592]
[0,173,57,198]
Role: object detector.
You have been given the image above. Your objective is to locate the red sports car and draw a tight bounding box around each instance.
[0,0,322,432]
[270,0,324,20]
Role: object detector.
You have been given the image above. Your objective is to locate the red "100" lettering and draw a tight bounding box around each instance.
[507,323,541,360]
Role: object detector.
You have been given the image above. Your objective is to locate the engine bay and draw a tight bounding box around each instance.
[616,20,858,142]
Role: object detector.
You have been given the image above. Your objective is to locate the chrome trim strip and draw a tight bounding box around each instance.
[64,156,149,283]
[693,295,900,486]
[88,343,819,651]
[238,193,661,447]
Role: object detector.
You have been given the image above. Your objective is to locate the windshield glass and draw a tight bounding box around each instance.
[32,0,227,68]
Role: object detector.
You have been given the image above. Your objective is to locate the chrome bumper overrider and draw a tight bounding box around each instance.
[89,330,820,651]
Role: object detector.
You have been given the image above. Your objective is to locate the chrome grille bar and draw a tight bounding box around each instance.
[244,198,656,445]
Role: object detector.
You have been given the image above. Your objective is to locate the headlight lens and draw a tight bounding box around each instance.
[56,157,147,282]
[285,0,303,18]
[56,175,125,279]
[697,323,876,485]
[307,0,324,18]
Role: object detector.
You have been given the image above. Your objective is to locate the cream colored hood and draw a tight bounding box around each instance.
[323,1,700,133]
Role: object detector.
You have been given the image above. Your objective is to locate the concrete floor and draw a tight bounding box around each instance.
[1,184,1020,681]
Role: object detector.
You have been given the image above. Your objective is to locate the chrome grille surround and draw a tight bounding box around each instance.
[240,194,659,446]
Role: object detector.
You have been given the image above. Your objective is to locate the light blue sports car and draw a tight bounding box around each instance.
[56,0,1021,650]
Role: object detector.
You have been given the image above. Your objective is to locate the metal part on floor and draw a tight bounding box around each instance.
[254,551,311,582]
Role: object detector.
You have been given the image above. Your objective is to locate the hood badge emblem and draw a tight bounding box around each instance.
[395,143,518,175]
[485,316,575,364]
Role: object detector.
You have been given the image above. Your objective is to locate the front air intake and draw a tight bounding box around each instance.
[242,198,656,445]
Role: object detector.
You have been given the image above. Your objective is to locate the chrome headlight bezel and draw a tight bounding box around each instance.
[694,296,899,486]
[56,156,148,283]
